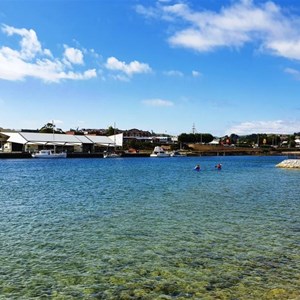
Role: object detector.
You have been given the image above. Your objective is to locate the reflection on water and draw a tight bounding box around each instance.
[0,156,299,299]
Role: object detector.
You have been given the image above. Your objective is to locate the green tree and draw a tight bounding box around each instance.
[178,133,213,143]
[39,122,64,134]
[288,135,296,148]
[230,134,239,144]
[107,126,115,136]
[178,133,189,143]
[201,133,214,143]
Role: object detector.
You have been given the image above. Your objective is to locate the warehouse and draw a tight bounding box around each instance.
[0,132,123,153]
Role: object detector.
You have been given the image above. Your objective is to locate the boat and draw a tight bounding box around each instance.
[32,149,67,158]
[32,121,67,159]
[150,146,170,157]
[103,151,121,158]
[170,150,186,157]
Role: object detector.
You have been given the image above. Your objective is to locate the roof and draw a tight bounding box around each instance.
[87,135,117,146]
[1,132,123,147]
[5,132,28,144]
[19,132,93,144]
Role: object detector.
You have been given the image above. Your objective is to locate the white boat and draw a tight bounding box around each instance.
[31,121,67,159]
[103,151,121,158]
[150,146,170,157]
[32,149,67,158]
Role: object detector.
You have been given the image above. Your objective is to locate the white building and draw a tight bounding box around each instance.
[0,132,123,153]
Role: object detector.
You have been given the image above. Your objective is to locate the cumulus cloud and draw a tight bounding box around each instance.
[105,56,152,79]
[136,1,300,61]
[63,46,84,65]
[142,98,174,107]
[227,120,300,135]
[0,24,97,82]
[2,24,45,59]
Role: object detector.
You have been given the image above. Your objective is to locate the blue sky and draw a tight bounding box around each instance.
[1,0,300,136]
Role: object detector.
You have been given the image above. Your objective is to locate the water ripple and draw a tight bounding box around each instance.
[0,156,299,299]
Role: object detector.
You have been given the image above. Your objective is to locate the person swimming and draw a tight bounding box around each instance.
[215,163,222,170]
[194,164,200,171]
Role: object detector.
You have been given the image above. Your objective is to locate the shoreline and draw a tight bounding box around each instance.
[0,151,291,159]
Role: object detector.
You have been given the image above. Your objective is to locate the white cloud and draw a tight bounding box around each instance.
[227,120,300,135]
[163,70,183,77]
[0,24,97,83]
[135,4,159,19]
[64,46,84,65]
[105,56,152,79]
[192,70,201,77]
[137,1,300,61]
[56,69,97,82]
[2,24,44,59]
[142,98,174,107]
[44,49,52,57]
[110,74,130,82]
[284,67,300,80]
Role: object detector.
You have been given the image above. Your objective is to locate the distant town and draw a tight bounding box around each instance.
[0,122,300,157]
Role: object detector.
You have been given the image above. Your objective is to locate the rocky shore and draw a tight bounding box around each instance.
[276,159,300,168]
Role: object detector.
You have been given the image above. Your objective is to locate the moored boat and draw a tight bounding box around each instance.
[103,151,121,158]
[32,150,67,158]
[150,146,170,157]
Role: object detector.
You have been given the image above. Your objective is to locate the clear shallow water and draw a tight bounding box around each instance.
[0,156,299,299]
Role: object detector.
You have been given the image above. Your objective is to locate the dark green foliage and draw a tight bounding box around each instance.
[123,140,153,150]
[106,126,115,136]
[178,133,214,143]
[39,123,64,134]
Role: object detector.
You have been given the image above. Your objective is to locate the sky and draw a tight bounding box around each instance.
[1,0,300,136]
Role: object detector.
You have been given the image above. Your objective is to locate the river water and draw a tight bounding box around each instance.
[0,156,299,299]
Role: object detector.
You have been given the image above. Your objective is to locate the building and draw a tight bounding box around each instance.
[0,131,123,153]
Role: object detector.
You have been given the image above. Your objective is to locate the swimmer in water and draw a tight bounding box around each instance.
[215,163,222,170]
[194,164,200,171]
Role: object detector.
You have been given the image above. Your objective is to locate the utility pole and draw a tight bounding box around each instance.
[192,123,196,134]
[192,123,202,143]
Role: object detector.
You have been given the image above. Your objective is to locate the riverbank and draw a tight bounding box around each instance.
[0,152,32,159]
[0,147,298,159]
[0,152,152,159]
